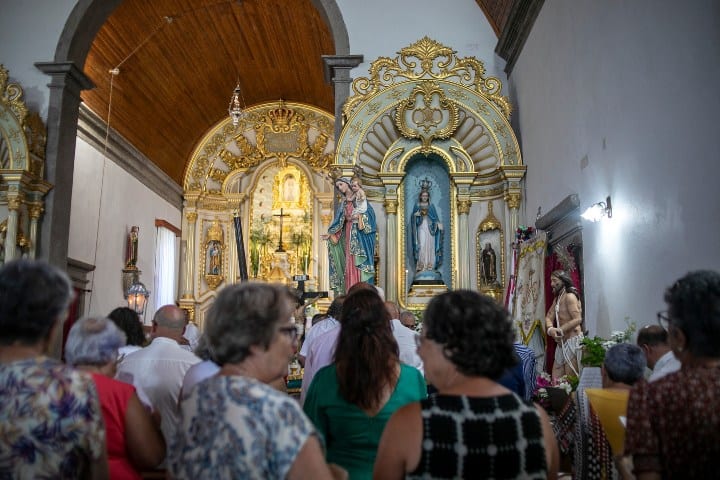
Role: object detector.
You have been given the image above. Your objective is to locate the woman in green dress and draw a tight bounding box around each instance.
[303,288,426,479]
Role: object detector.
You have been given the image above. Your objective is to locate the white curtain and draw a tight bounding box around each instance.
[154,226,177,308]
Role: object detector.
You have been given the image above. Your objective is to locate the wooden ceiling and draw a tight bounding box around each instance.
[81,0,512,186]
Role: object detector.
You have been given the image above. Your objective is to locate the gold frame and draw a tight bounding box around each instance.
[476,200,505,303]
[202,219,225,290]
[396,147,457,310]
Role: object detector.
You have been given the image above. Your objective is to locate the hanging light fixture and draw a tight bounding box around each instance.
[126,281,150,317]
[228,80,246,126]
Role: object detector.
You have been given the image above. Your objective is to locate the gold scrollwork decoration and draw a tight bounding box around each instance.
[395,81,459,152]
[344,37,511,120]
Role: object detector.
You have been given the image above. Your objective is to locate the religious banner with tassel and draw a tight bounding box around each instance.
[233,212,249,282]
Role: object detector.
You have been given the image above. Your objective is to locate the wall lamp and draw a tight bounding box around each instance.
[126,281,150,317]
[581,195,612,222]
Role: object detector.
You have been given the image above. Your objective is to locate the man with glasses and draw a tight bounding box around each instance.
[636,322,680,382]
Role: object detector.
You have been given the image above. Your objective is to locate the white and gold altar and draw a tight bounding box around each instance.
[179,38,526,327]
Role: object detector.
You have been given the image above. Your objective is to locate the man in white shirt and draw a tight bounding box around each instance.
[297,295,344,367]
[636,324,681,382]
[116,305,200,451]
[386,301,424,374]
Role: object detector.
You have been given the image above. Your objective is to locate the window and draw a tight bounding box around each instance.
[154,220,180,308]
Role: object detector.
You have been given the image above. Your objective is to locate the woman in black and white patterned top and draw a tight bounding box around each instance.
[374,290,559,479]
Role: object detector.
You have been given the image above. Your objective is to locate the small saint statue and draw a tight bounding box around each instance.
[480,242,497,286]
[126,226,139,269]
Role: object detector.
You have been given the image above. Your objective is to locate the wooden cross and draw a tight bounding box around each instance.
[274,208,290,252]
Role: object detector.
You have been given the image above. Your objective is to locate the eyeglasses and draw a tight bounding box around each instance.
[278,325,299,342]
[656,311,671,331]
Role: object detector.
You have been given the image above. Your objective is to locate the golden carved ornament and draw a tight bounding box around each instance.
[205,220,224,244]
[186,103,334,194]
[384,199,398,214]
[479,201,501,232]
[23,111,47,163]
[343,37,511,120]
[320,213,332,226]
[505,192,521,210]
[0,219,28,248]
[0,65,28,126]
[28,204,44,219]
[256,101,309,168]
[186,211,198,223]
[6,196,22,211]
[395,81,459,152]
[457,199,472,215]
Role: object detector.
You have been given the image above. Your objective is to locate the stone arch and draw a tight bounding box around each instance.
[40,0,350,268]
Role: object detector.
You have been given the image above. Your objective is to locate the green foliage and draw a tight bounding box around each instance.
[580,319,637,367]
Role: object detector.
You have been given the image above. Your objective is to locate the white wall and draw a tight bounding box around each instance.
[337,0,507,82]
[0,0,77,115]
[511,0,720,336]
[70,138,181,322]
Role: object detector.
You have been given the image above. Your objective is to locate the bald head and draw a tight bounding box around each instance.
[152,305,187,340]
[399,311,416,329]
[636,324,671,369]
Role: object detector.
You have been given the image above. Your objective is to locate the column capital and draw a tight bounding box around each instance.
[321,55,364,85]
[457,199,472,215]
[186,211,198,223]
[384,199,398,214]
[505,192,522,210]
[29,203,45,219]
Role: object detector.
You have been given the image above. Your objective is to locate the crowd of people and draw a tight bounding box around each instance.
[1,258,718,479]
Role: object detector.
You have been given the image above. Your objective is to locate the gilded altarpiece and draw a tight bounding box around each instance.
[180,101,335,328]
[0,65,52,265]
[332,37,526,311]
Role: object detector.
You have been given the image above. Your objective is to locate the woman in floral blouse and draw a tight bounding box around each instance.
[0,260,108,478]
[168,282,345,479]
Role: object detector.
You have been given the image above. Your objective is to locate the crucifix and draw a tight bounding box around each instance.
[274,208,290,252]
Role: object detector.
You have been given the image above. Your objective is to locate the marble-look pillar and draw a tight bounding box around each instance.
[384,199,399,301]
[28,203,44,260]
[5,195,22,261]
[457,199,472,289]
[505,191,521,233]
[181,211,198,299]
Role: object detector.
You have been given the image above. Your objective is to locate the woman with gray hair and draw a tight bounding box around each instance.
[66,316,166,479]
[0,260,108,478]
[168,282,346,479]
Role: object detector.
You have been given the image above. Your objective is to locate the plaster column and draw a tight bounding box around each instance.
[28,203,44,260]
[181,211,198,299]
[384,199,399,301]
[457,199,472,289]
[5,193,23,261]
[321,55,364,141]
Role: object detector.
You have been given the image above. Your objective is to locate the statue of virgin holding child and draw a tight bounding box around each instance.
[324,175,377,295]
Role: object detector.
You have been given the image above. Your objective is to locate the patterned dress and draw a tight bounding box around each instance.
[0,357,106,479]
[407,393,548,479]
[625,365,720,478]
[169,375,319,479]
